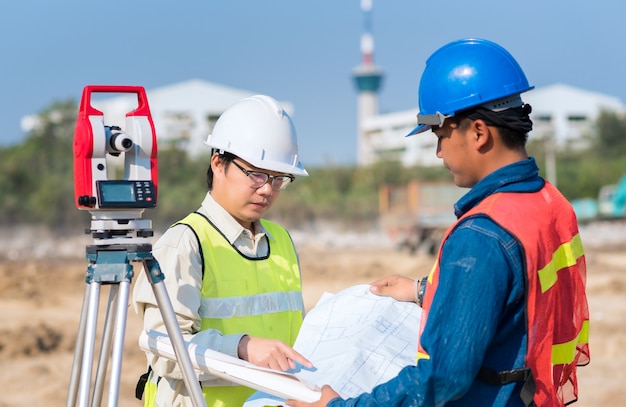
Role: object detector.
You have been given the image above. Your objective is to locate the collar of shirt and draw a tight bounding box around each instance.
[197,192,275,257]
[454,157,545,218]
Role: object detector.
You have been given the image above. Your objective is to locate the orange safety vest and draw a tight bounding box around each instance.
[418,182,590,406]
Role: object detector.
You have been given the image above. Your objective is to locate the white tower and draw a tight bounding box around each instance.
[352,0,384,166]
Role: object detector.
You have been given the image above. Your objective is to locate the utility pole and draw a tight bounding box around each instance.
[544,128,557,187]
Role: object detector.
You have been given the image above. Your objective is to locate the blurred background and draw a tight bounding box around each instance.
[1,0,626,237]
[0,1,625,406]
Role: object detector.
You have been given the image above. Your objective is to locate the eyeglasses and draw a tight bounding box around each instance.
[230,160,295,190]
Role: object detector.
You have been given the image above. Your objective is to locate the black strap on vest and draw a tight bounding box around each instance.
[477,366,536,407]
[135,366,152,400]
[135,366,203,401]
[135,366,163,400]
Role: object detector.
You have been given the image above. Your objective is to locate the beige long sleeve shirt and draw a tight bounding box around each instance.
[132,191,287,405]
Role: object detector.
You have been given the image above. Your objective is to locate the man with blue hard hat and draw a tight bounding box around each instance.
[288,38,590,406]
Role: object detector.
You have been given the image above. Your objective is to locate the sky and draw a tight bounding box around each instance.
[1,1,625,166]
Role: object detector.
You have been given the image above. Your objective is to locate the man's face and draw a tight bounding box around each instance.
[210,155,285,229]
[432,120,478,188]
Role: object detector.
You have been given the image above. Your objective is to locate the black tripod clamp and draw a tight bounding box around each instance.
[84,243,163,285]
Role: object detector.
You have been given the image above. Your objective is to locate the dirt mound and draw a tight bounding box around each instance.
[0,244,623,406]
[0,323,66,358]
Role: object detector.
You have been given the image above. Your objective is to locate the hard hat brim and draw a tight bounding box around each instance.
[406,123,430,137]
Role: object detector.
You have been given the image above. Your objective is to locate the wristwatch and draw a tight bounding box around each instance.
[416,276,428,307]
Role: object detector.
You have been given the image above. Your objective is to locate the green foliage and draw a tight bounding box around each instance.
[269,160,452,231]
[556,153,626,200]
[593,110,626,159]
[2,99,626,232]
[528,111,626,201]
[0,100,78,229]
[150,147,210,231]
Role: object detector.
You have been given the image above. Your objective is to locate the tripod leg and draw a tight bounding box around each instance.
[143,261,207,407]
[66,283,91,407]
[92,285,120,407]
[78,281,102,407]
[106,280,131,407]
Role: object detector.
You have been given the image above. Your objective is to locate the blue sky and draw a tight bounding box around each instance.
[1,1,624,166]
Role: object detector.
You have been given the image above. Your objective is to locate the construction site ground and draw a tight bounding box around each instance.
[0,223,624,406]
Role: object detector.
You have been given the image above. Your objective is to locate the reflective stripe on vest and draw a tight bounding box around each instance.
[552,319,589,366]
[199,291,304,319]
[418,183,589,406]
[538,233,583,293]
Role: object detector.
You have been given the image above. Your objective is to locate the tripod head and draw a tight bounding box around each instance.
[73,85,158,244]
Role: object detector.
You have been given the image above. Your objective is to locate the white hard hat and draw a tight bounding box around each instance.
[205,95,308,176]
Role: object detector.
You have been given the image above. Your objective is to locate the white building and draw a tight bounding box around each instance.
[359,109,438,167]
[22,79,293,157]
[523,83,624,149]
[356,83,626,167]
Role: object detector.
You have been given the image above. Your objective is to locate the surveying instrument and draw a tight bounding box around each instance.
[66,85,206,407]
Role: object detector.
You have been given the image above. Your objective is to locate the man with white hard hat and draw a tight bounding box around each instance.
[133,94,312,406]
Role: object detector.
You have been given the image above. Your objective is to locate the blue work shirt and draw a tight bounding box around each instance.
[330,157,545,407]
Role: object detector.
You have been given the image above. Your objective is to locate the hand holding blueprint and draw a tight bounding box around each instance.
[245,284,422,406]
[138,330,322,402]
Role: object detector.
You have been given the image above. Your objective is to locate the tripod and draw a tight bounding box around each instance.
[65,218,207,407]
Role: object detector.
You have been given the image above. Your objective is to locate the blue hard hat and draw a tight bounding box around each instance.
[407,38,534,136]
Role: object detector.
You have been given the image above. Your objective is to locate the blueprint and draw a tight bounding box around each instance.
[244,284,422,406]
[139,329,321,402]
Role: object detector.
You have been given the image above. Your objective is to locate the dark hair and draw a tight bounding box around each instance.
[453,104,533,150]
[206,150,236,190]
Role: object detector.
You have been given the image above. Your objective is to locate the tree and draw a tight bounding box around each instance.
[3,98,626,232]
[0,100,78,228]
[593,110,626,159]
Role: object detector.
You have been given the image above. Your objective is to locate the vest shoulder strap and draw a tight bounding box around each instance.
[173,212,207,278]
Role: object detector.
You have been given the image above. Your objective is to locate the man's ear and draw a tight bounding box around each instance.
[210,153,227,179]
[471,119,493,151]
[210,152,222,169]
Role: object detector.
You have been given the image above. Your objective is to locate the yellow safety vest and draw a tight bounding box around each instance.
[144,212,304,407]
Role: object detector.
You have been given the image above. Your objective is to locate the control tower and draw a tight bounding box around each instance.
[352,0,384,166]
